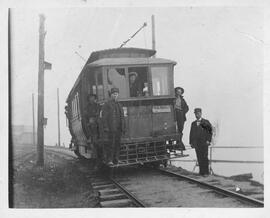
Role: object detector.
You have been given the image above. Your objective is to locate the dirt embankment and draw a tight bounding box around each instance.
[11,152,98,208]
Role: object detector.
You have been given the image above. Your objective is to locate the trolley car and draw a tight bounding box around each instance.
[66,47,187,167]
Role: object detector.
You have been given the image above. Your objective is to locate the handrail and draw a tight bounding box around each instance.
[209,146,263,149]
[185,145,263,149]
[170,159,264,164]
[171,145,264,175]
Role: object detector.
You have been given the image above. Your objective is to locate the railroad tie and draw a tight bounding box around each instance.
[100,198,133,208]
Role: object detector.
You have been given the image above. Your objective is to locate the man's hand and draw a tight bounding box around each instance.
[206,141,211,146]
[190,144,198,149]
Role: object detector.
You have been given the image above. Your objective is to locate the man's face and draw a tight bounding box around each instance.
[176,89,183,96]
[130,75,136,84]
[195,112,202,120]
[89,96,95,103]
[111,92,119,100]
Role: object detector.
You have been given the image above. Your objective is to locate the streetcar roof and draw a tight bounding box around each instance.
[67,47,177,102]
[87,57,177,67]
[86,47,156,64]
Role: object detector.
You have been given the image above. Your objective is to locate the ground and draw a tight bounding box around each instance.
[11,145,263,208]
[12,149,98,208]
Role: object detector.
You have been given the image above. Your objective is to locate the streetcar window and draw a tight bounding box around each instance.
[72,100,75,118]
[128,67,147,97]
[88,71,97,95]
[76,93,80,117]
[151,66,169,96]
[107,68,128,98]
[96,72,104,100]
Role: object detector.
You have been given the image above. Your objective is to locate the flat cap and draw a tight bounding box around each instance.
[194,108,202,113]
[175,87,184,94]
[88,93,97,98]
[111,87,119,94]
[129,72,138,77]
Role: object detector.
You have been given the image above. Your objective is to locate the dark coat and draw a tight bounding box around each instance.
[85,102,100,120]
[101,99,125,133]
[130,80,142,97]
[189,118,212,146]
[173,96,189,121]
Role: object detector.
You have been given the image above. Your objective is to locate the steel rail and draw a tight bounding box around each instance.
[43,149,145,207]
[157,168,264,207]
[108,176,146,207]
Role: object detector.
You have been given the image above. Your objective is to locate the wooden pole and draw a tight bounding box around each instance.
[57,88,61,147]
[37,14,45,166]
[151,15,156,57]
[32,93,35,147]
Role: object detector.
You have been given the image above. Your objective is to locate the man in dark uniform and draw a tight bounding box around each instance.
[189,108,213,176]
[85,94,100,142]
[129,72,142,97]
[101,88,125,165]
[174,87,189,148]
[85,94,100,165]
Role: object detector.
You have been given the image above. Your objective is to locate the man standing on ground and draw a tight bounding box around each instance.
[174,87,189,149]
[189,108,212,176]
[101,88,125,165]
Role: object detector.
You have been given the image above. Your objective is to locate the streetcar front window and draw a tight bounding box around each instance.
[128,67,148,97]
[107,68,128,98]
[151,66,169,96]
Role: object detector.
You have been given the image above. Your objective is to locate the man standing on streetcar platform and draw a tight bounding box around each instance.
[174,87,189,149]
[189,108,213,176]
[85,93,100,165]
[101,87,125,166]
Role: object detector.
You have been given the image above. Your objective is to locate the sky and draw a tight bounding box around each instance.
[10,7,264,156]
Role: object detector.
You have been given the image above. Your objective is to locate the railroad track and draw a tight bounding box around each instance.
[157,168,264,207]
[13,151,36,168]
[15,147,262,207]
[90,175,146,208]
[43,148,145,207]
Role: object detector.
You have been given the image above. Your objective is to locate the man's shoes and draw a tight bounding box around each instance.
[107,161,113,166]
[113,159,119,165]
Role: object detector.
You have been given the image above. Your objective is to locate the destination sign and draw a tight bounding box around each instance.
[152,105,171,113]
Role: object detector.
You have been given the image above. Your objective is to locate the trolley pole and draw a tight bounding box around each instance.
[37,14,46,166]
[151,15,156,57]
[32,93,35,147]
[57,88,61,147]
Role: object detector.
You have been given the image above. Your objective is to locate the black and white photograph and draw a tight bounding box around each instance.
[1,1,270,217]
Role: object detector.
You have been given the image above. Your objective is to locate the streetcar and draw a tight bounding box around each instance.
[65,47,187,167]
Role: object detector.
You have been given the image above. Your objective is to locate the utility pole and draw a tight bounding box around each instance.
[151,15,156,57]
[32,93,35,147]
[57,88,61,147]
[37,14,46,166]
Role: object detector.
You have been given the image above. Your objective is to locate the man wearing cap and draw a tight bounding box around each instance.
[189,108,213,176]
[129,72,142,97]
[174,87,189,148]
[101,87,125,165]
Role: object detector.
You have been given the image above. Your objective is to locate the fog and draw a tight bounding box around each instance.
[11,7,263,154]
